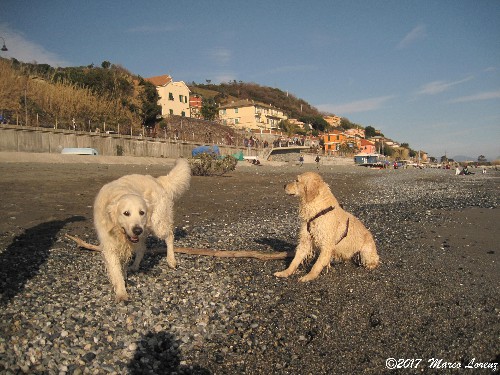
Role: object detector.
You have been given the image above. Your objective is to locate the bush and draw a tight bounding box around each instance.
[189,153,237,176]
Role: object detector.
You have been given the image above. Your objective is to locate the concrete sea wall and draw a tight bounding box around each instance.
[0,125,254,158]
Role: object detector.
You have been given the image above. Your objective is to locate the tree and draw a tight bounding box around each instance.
[139,80,161,127]
[478,155,487,163]
[201,98,218,121]
[101,61,111,69]
[365,126,377,138]
[340,117,353,129]
[299,115,328,132]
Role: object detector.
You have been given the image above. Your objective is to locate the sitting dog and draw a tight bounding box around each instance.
[274,172,379,282]
[93,158,191,301]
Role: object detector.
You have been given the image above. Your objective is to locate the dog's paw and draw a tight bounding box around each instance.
[166,257,177,269]
[128,265,140,273]
[298,274,318,282]
[115,292,129,303]
[364,261,379,270]
[274,270,291,278]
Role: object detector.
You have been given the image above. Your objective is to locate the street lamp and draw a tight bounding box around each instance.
[0,37,7,51]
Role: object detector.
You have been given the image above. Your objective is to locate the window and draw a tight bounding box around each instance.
[169,109,174,115]
[181,111,186,117]
[179,95,183,102]
[234,108,239,114]
[235,118,240,124]
[168,93,174,101]
[184,96,188,104]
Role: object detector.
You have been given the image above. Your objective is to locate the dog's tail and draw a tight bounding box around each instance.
[158,158,191,200]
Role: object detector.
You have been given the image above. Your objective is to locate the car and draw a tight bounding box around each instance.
[61,147,99,155]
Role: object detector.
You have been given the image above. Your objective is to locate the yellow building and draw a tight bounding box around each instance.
[323,115,342,127]
[218,99,287,130]
[145,75,191,117]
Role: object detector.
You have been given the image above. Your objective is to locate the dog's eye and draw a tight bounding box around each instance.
[139,210,145,216]
[123,211,130,217]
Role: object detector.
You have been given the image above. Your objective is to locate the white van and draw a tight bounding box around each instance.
[61,148,99,155]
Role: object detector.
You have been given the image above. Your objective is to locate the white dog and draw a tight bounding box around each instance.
[93,158,191,302]
[275,172,379,282]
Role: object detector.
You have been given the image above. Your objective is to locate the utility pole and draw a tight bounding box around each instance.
[24,86,28,126]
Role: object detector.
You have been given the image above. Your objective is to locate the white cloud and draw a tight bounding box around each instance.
[416,76,474,95]
[206,47,232,65]
[213,72,237,84]
[397,24,427,49]
[448,90,500,103]
[317,95,395,115]
[0,23,69,66]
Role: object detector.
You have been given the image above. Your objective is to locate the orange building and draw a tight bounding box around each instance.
[323,130,347,153]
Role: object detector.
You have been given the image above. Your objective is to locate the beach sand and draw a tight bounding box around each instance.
[0,152,498,374]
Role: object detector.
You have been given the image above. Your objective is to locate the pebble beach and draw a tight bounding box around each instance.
[0,153,498,374]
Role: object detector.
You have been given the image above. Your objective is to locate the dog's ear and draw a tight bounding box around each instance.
[106,200,120,225]
[303,176,321,203]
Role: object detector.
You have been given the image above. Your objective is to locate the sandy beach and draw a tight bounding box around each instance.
[0,152,498,374]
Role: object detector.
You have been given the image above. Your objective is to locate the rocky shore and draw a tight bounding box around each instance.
[0,154,498,374]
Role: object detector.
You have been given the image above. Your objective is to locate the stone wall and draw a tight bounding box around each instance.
[0,125,257,158]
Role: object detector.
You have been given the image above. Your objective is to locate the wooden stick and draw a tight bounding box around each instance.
[65,234,100,251]
[65,234,293,261]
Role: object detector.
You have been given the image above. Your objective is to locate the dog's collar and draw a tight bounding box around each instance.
[307,206,335,232]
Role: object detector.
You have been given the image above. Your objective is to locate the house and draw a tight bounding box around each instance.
[322,130,357,154]
[345,127,366,139]
[145,75,191,117]
[189,94,203,119]
[323,115,342,127]
[354,153,381,165]
[358,139,376,154]
[218,99,288,130]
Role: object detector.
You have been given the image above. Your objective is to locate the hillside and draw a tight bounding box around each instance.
[0,58,158,133]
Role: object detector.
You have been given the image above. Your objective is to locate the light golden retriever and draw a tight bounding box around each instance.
[274,172,379,282]
[93,158,191,302]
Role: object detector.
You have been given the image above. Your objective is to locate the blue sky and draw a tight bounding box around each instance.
[1,0,499,159]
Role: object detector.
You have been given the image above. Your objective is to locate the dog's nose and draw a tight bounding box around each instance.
[132,226,143,236]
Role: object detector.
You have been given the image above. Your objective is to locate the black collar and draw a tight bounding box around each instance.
[307,206,335,232]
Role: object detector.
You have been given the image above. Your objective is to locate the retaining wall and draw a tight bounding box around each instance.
[0,125,256,159]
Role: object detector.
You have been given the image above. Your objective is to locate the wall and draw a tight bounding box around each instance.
[0,125,255,158]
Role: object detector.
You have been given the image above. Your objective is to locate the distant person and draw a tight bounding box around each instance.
[460,165,474,175]
[299,155,304,167]
[315,155,320,169]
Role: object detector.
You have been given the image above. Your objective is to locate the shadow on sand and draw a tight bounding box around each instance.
[0,216,85,304]
[128,331,210,374]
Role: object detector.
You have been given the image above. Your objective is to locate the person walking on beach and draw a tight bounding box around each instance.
[315,155,320,169]
[299,155,304,167]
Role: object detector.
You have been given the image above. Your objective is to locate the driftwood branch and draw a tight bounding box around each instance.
[65,234,293,261]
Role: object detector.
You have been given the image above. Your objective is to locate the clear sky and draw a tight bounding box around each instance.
[1,0,499,160]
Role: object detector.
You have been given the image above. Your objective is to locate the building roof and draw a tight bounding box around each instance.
[145,74,172,87]
[219,99,282,111]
